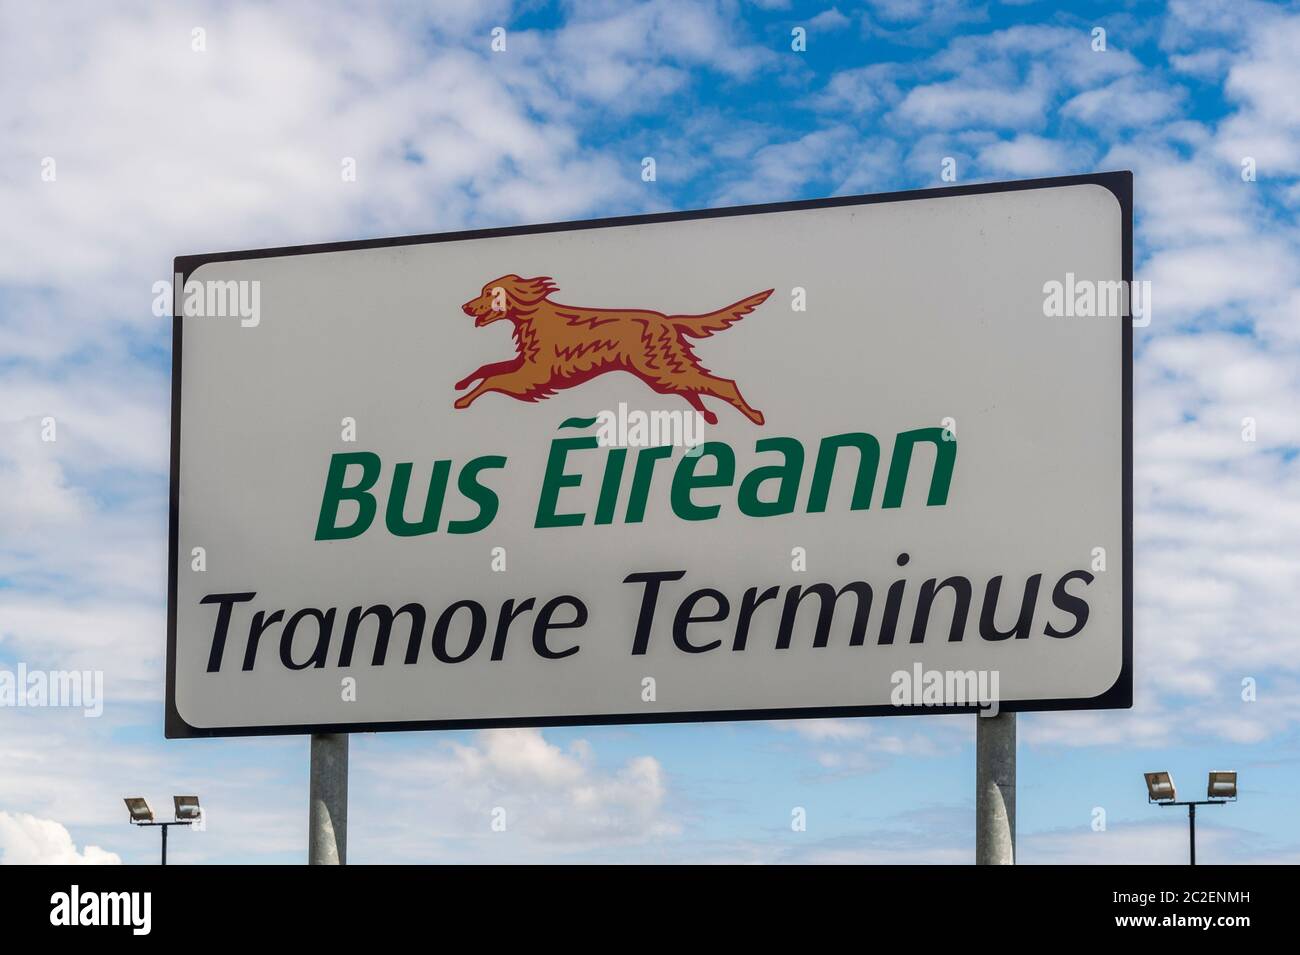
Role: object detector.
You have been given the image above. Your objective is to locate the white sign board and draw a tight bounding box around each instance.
[168,173,1132,737]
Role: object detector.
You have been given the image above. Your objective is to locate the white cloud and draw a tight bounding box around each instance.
[1063,75,1185,128]
[769,716,957,778]
[0,811,121,864]
[780,718,871,741]
[808,63,894,115]
[0,424,86,531]
[1215,16,1300,173]
[525,0,779,108]
[809,8,852,31]
[0,598,163,701]
[888,25,1140,130]
[713,127,860,204]
[362,729,677,856]
[898,78,1050,130]
[1168,48,1232,79]
[859,0,987,39]
[0,2,639,333]
[977,133,1079,176]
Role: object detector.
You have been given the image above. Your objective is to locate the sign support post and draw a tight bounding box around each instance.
[975,712,1015,864]
[308,733,348,865]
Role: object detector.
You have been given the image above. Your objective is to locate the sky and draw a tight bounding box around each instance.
[1,0,1298,864]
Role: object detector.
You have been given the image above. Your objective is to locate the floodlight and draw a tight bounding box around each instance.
[1144,771,1176,802]
[1207,771,1237,800]
[1144,769,1237,864]
[173,795,202,821]
[124,797,155,823]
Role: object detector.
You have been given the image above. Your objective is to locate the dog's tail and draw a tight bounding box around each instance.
[669,288,773,338]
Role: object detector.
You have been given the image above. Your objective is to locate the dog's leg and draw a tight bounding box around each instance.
[453,370,541,410]
[677,391,718,426]
[455,357,522,391]
[454,379,492,409]
[647,367,763,426]
[698,375,765,426]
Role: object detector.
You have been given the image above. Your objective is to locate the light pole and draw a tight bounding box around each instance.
[1144,771,1236,865]
[124,795,202,865]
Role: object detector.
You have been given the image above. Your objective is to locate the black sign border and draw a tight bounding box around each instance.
[168,171,1134,738]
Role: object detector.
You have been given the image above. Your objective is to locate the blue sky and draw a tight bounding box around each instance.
[2,0,1299,863]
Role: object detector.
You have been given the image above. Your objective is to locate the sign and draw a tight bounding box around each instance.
[168,172,1132,738]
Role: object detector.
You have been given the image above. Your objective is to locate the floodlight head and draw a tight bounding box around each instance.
[1144,771,1176,803]
[1207,770,1237,800]
[173,795,202,821]
[124,797,155,823]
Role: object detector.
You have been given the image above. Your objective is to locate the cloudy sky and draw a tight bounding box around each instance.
[2,0,1298,864]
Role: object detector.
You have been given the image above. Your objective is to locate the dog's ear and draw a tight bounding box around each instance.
[506,275,558,307]
[483,274,519,296]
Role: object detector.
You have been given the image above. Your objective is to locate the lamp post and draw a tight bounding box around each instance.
[1143,771,1236,865]
[123,795,202,865]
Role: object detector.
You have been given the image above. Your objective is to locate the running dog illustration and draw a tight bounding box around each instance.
[455,274,770,425]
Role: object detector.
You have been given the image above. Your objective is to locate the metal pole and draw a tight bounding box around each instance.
[976,711,1016,864]
[1188,803,1196,866]
[160,823,168,866]
[309,733,349,865]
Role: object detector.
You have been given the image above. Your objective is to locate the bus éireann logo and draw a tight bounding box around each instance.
[455,274,771,426]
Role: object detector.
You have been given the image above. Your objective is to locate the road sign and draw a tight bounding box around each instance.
[168,171,1132,737]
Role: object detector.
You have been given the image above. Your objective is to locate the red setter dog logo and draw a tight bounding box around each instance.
[456,275,770,425]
